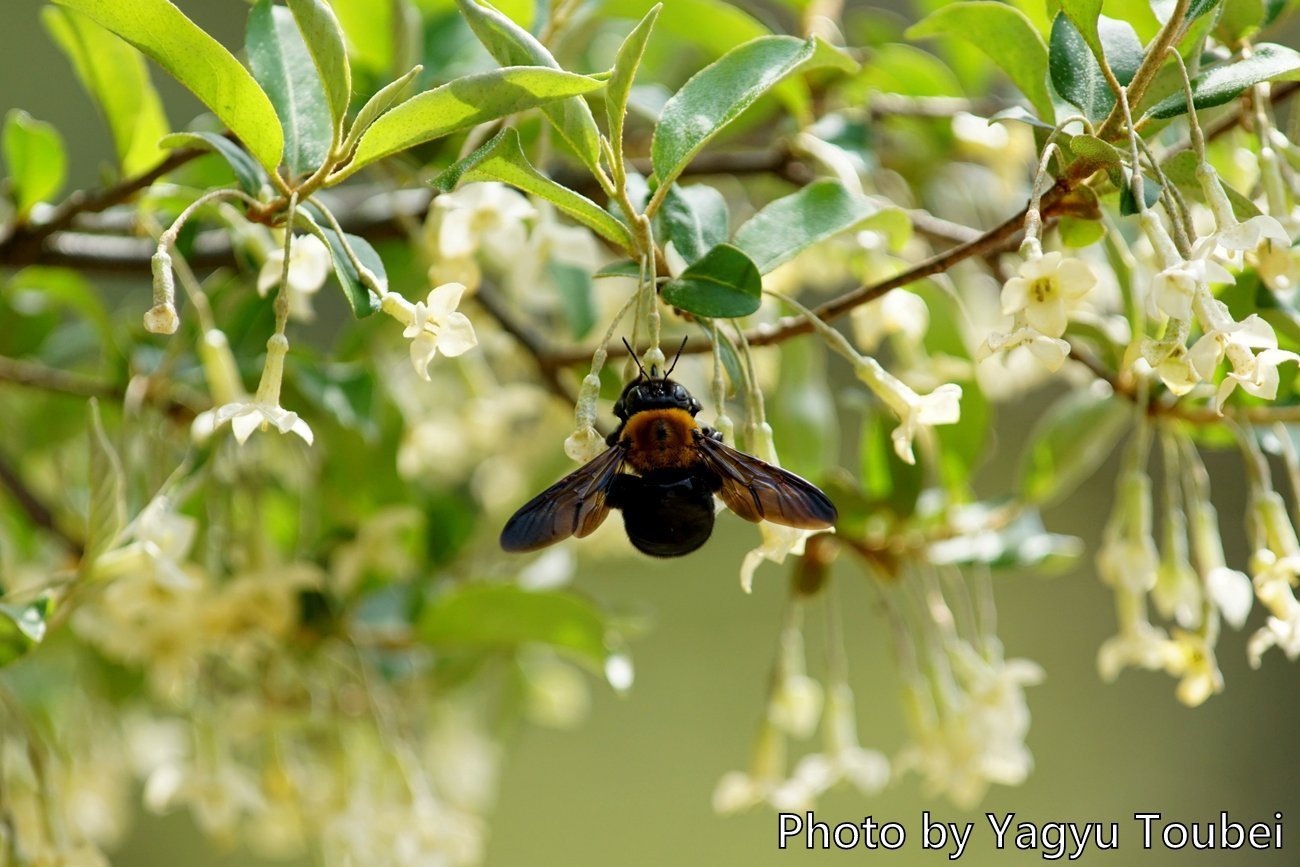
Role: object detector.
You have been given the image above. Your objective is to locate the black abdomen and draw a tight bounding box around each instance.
[608,469,719,557]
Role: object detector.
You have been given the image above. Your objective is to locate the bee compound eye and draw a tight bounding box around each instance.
[673,385,686,399]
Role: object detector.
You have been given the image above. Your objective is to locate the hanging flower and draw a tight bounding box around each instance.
[392,282,479,381]
[432,182,534,260]
[1186,309,1299,409]
[999,251,1097,339]
[1165,630,1224,707]
[738,424,828,592]
[851,289,929,352]
[199,335,313,446]
[976,326,1070,371]
[258,234,330,322]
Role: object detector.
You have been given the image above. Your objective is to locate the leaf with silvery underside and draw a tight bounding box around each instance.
[1144,44,1300,120]
[247,0,332,177]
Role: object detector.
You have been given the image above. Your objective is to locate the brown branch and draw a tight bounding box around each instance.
[1067,344,1300,426]
[0,446,83,557]
[472,283,578,407]
[0,357,119,400]
[0,147,205,266]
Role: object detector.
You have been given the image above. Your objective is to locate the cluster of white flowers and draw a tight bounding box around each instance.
[979,250,1098,371]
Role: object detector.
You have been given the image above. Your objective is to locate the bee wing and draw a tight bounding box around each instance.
[499,446,627,552]
[697,436,837,529]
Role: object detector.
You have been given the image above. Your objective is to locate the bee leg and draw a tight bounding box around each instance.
[696,426,725,443]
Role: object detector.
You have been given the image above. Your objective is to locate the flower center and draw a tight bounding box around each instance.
[1030,276,1057,304]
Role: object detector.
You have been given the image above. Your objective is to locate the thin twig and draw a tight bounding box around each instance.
[0,357,119,401]
[0,147,205,265]
[472,283,579,407]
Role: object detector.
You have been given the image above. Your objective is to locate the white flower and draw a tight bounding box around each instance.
[999,252,1096,339]
[1165,630,1223,707]
[433,182,534,260]
[1096,468,1157,593]
[856,356,962,465]
[1246,544,1300,666]
[1186,310,1298,409]
[93,496,196,588]
[508,201,602,294]
[402,282,478,381]
[1150,253,1235,322]
[563,425,606,463]
[1206,566,1253,629]
[1097,591,1176,682]
[738,423,829,592]
[211,400,314,446]
[197,334,313,446]
[1142,211,1235,321]
[258,234,330,321]
[769,674,824,739]
[976,327,1070,371]
[851,289,929,351]
[1196,162,1293,254]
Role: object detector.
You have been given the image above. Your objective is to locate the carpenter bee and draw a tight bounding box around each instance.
[500,340,837,557]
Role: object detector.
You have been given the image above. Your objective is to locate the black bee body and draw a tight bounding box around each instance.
[500,364,837,558]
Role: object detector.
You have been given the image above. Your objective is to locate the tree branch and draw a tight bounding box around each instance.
[0,446,84,557]
[0,147,205,266]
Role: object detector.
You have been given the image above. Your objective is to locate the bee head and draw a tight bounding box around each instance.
[616,376,700,418]
[613,336,701,419]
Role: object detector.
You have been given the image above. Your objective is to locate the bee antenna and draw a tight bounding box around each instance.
[621,338,648,379]
[665,336,689,377]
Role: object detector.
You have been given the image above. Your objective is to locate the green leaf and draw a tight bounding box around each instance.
[1058,215,1107,247]
[651,35,855,194]
[1019,390,1131,505]
[1214,0,1266,40]
[327,0,393,74]
[733,180,890,274]
[159,132,270,197]
[3,111,66,219]
[860,407,922,518]
[907,2,1055,121]
[0,597,52,667]
[1049,13,1143,121]
[85,399,125,568]
[286,0,352,135]
[457,0,603,172]
[770,338,838,480]
[1058,0,1104,53]
[432,129,634,252]
[342,65,422,157]
[654,183,729,266]
[247,0,333,177]
[606,4,661,157]
[345,67,605,175]
[297,208,383,317]
[418,584,612,670]
[42,7,169,175]
[1144,44,1300,120]
[1161,150,1262,221]
[51,0,284,174]
[660,244,762,318]
[594,260,641,279]
[549,260,597,339]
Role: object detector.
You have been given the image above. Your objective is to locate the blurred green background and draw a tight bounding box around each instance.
[2,0,1298,864]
